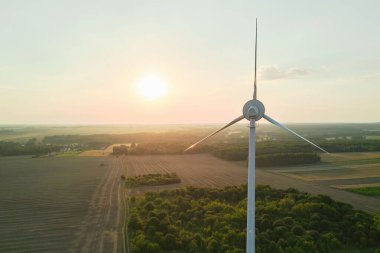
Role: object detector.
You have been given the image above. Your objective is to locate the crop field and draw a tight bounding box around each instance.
[123,154,248,195]
[124,153,380,213]
[333,182,380,189]
[0,156,125,253]
[79,143,131,157]
[262,152,380,211]
[276,152,380,183]
[366,136,380,140]
[283,164,380,181]
[346,186,380,196]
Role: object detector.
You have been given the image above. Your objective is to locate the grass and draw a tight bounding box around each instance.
[56,151,81,157]
[320,152,380,163]
[342,158,380,165]
[347,186,380,196]
[366,136,380,140]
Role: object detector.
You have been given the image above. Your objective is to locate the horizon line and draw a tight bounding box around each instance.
[0,122,379,126]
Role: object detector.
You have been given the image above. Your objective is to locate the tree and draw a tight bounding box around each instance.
[128,213,142,230]
[162,233,177,250]
[375,214,380,232]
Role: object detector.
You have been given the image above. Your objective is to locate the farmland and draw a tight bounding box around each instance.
[276,152,380,184]
[261,152,380,213]
[123,154,248,195]
[347,186,380,196]
[123,153,380,213]
[1,124,380,252]
[0,156,125,253]
[79,144,131,157]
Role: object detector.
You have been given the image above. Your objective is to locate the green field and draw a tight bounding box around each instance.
[347,186,380,196]
[366,136,380,140]
[56,151,81,157]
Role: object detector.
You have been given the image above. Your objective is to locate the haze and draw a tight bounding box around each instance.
[0,0,379,124]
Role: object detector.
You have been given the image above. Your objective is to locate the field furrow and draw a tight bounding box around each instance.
[124,154,248,194]
[0,156,125,253]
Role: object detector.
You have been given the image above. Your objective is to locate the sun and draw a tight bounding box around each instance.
[137,75,167,100]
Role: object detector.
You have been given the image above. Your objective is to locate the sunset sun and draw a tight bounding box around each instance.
[137,75,167,100]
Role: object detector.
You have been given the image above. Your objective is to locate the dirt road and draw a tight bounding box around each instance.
[69,157,125,253]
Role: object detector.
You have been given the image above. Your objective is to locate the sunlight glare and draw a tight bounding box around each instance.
[137,75,167,100]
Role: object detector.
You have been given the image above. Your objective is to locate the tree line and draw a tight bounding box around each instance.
[3,132,380,159]
[0,140,61,156]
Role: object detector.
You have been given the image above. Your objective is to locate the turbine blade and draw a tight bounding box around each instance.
[263,114,329,153]
[184,115,245,152]
[253,18,258,99]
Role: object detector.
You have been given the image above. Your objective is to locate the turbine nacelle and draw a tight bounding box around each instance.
[184,19,330,253]
[243,99,265,121]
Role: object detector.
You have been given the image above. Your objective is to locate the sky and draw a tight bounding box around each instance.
[0,0,379,124]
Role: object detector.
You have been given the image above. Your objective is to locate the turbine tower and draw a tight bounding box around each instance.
[184,19,328,253]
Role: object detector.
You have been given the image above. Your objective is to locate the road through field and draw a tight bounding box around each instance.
[69,157,125,253]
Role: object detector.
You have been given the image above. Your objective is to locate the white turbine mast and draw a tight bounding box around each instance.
[184,19,328,253]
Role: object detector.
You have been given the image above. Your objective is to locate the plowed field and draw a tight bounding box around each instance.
[124,154,247,195]
[124,153,380,213]
[0,156,125,253]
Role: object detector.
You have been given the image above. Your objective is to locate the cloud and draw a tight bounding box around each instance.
[259,65,310,80]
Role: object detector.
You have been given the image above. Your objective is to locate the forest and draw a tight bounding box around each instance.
[0,139,61,156]
[213,148,321,166]
[128,185,380,253]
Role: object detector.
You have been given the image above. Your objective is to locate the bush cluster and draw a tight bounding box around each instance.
[126,173,181,187]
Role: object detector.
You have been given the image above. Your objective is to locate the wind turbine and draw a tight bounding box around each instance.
[184,19,328,253]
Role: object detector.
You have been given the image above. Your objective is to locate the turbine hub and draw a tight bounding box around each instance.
[243,99,265,121]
